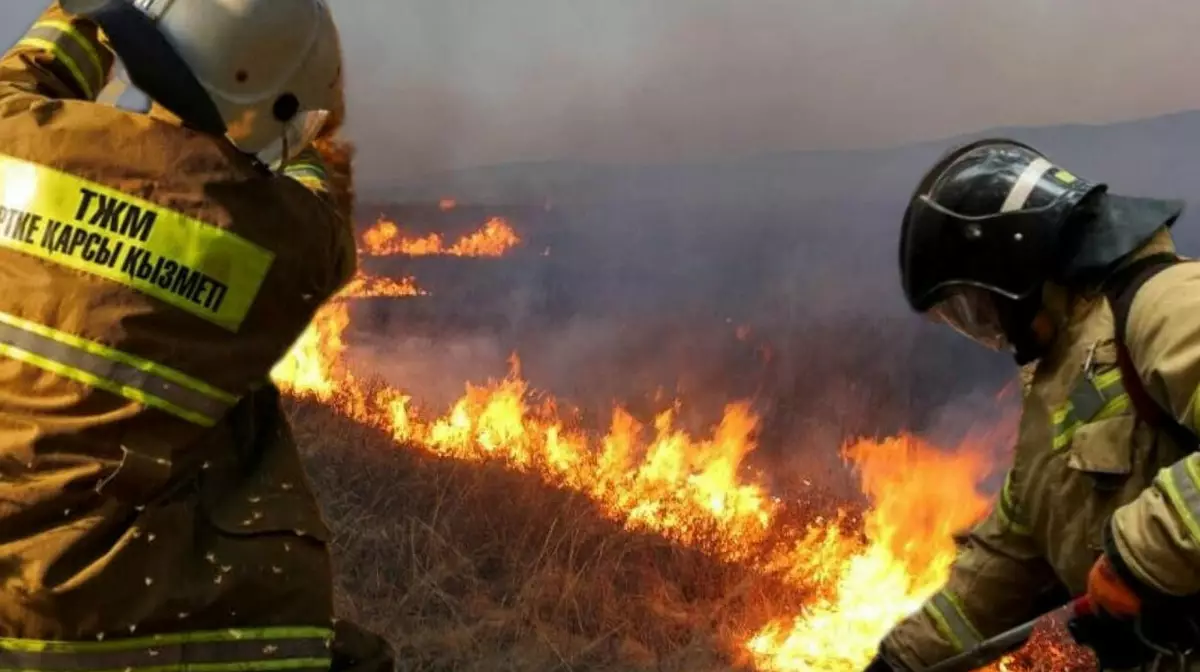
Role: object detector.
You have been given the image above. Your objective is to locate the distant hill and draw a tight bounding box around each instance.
[361,109,1200,251]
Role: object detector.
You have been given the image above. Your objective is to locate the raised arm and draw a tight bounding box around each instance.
[0,2,115,105]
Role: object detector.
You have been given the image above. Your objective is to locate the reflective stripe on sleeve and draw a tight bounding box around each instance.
[1191,385,1200,435]
[996,471,1031,535]
[0,626,333,672]
[0,310,237,426]
[1155,454,1200,545]
[287,173,329,193]
[1052,367,1130,451]
[922,590,983,652]
[16,21,106,100]
[282,154,330,193]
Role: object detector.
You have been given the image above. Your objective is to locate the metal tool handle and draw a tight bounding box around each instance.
[923,596,1095,672]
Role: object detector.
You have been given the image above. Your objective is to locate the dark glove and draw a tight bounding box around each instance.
[1067,611,1156,670]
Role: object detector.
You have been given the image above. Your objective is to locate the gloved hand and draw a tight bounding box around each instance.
[1087,553,1142,618]
[1070,553,1154,668]
[1067,609,1157,670]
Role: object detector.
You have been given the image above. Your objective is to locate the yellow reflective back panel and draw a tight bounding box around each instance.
[0,153,274,331]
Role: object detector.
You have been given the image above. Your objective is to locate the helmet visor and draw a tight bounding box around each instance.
[927,286,1010,352]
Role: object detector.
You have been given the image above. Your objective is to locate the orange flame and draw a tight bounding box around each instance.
[359,216,520,257]
[748,436,993,670]
[271,229,1070,670]
[339,269,426,298]
[439,198,457,211]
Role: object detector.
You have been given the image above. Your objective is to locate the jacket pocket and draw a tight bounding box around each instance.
[1066,414,1150,552]
[200,463,333,543]
[1066,414,1137,477]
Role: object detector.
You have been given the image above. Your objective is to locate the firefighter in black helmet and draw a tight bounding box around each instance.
[867,139,1200,671]
[899,138,1182,364]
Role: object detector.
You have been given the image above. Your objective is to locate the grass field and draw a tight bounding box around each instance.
[286,389,1094,672]
[290,396,834,671]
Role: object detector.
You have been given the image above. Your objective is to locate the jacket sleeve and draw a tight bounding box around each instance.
[280,147,334,197]
[0,2,115,103]
[1108,261,1200,597]
[280,148,358,295]
[880,471,1061,669]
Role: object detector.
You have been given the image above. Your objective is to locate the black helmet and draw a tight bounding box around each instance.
[899,138,1105,362]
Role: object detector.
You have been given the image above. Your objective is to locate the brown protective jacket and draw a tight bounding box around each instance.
[881,228,1200,670]
[0,4,370,669]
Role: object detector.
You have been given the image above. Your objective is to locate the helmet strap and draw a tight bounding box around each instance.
[998,292,1047,365]
[85,1,227,137]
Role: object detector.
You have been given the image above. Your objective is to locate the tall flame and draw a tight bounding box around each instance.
[359,216,520,257]
[269,216,1071,671]
[748,437,993,669]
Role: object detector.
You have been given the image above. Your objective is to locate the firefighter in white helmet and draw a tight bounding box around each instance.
[0,1,391,669]
[63,0,345,165]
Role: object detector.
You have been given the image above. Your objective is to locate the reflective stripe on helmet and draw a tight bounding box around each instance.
[1000,157,1054,213]
[922,590,983,652]
[17,20,107,100]
[0,310,237,426]
[0,153,275,332]
[0,626,333,671]
[1155,454,1200,546]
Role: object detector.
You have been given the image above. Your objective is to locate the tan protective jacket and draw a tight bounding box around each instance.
[881,229,1200,670]
[0,4,372,670]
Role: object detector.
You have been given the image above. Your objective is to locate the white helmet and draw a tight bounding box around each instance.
[66,0,343,166]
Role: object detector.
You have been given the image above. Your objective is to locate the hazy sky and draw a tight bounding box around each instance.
[3,1,1200,183]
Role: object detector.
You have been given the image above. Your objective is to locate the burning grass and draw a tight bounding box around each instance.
[294,397,816,670]
[359,216,520,257]
[289,384,1092,671]
[274,212,1095,670]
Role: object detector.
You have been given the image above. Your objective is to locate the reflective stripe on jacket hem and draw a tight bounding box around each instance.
[922,590,983,652]
[0,310,238,426]
[0,626,333,672]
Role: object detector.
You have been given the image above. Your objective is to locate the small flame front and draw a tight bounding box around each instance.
[359,216,520,257]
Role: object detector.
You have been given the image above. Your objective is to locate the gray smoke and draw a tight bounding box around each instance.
[4,0,1200,184]
[335,0,1200,185]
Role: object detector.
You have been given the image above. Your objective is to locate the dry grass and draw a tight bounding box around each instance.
[286,397,840,672]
